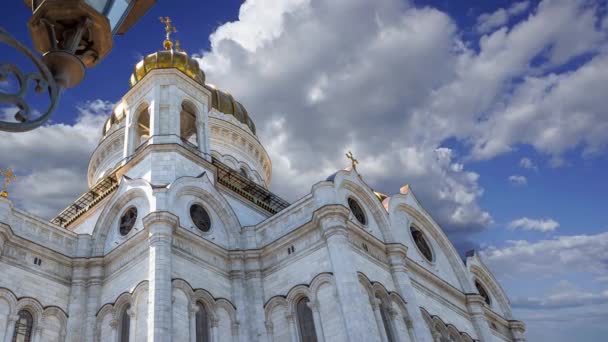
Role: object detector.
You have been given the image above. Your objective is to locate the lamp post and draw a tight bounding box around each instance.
[0,0,155,132]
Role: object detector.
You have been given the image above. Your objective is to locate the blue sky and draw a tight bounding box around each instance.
[1,0,608,341]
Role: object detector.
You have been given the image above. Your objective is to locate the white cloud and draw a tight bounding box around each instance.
[195,0,608,242]
[0,100,112,218]
[519,157,537,170]
[508,217,559,232]
[508,175,528,186]
[481,232,608,277]
[476,1,530,34]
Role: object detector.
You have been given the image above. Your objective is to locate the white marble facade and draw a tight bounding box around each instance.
[0,59,526,342]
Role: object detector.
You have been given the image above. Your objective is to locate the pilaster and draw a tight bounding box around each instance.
[313,204,375,342]
[64,260,88,342]
[466,294,494,342]
[144,211,179,342]
[83,260,104,342]
[385,244,434,342]
[508,320,527,342]
[229,251,248,342]
[243,250,268,342]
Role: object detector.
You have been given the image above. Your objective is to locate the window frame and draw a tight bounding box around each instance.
[189,202,213,234]
[409,225,435,263]
[347,196,367,226]
[12,310,34,342]
[118,206,138,237]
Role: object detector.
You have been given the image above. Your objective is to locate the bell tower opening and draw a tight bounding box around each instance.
[136,105,150,146]
[180,101,198,147]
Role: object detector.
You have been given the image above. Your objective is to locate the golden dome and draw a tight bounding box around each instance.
[205,84,256,135]
[118,49,256,136]
[129,49,205,87]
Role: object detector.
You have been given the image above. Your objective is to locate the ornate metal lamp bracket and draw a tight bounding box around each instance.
[0,26,61,132]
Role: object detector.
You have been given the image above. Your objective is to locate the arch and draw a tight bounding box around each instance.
[421,308,473,342]
[133,102,151,146]
[468,263,512,318]
[295,297,318,342]
[334,173,393,242]
[42,306,68,340]
[0,288,18,313]
[167,174,241,248]
[180,100,199,147]
[118,304,131,342]
[13,298,43,327]
[94,281,149,342]
[12,310,34,342]
[91,178,153,255]
[390,199,472,292]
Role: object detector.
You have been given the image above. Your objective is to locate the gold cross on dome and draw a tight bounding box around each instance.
[160,16,177,50]
[0,168,16,198]
[345,151,359,171]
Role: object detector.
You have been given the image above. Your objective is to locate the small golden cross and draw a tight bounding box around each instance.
[175,40,185,53]
[345,151,359,170]
[160,16,177,50]
[0,168,16,198]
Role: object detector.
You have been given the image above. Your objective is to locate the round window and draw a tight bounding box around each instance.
[190,204,212,232]
[475,280,491,306]
[119,207,137,236]
[410,227,433,262]
[347,197,367,225]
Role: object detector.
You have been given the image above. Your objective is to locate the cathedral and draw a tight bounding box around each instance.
[0,32,526,342]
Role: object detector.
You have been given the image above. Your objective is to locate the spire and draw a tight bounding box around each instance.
[345,150,359,171]
[159,16,177,50]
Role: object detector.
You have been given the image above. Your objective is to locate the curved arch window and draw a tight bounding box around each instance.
[410,227,433,262]
[136,107,150,145]
[378,301,395,342]
[475,280,491,306]
[296,297,317,342]
[119,207,137,236]
[347,197,367,225]
[239,167,248,179]
[195,302,210,342]
[119,305,130,342]
[190,204,212,232]
[180,102,198,146]
[12,310,33,342]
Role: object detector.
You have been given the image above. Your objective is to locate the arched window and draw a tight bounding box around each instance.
[136,107,150,145]
[119,305,130,342]
[296,297,317,342]
[378,301,395,342]
[180,102,198,147]
[12,310,33,342]
[410,226,433,262]
[239,167,248,179]
[347,197,367,225]
[190,204,212,232]
[195,302,210,342]
[475,280,491,306]
[119,207,138,236]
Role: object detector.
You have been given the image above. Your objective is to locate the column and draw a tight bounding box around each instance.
[211,316,220,342]
[32,326,44,342]
[189,303,198,342]
[65,261,87,342]
[285,313,298,342]
[243,251,268,342]
[307,301,325,342]
[264,321,274,342]
[466,294,494,342]
[83,261,104,342]
[128,308,136,342]
[385,244,434,342]
[313,205,375,342]
[3,314,18,342]
[508,320,527,342]
[110,318,119,342]
[144,211,178,342]
[371,299,389,342]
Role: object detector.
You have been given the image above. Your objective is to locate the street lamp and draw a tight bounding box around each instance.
[0,0,155,132]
